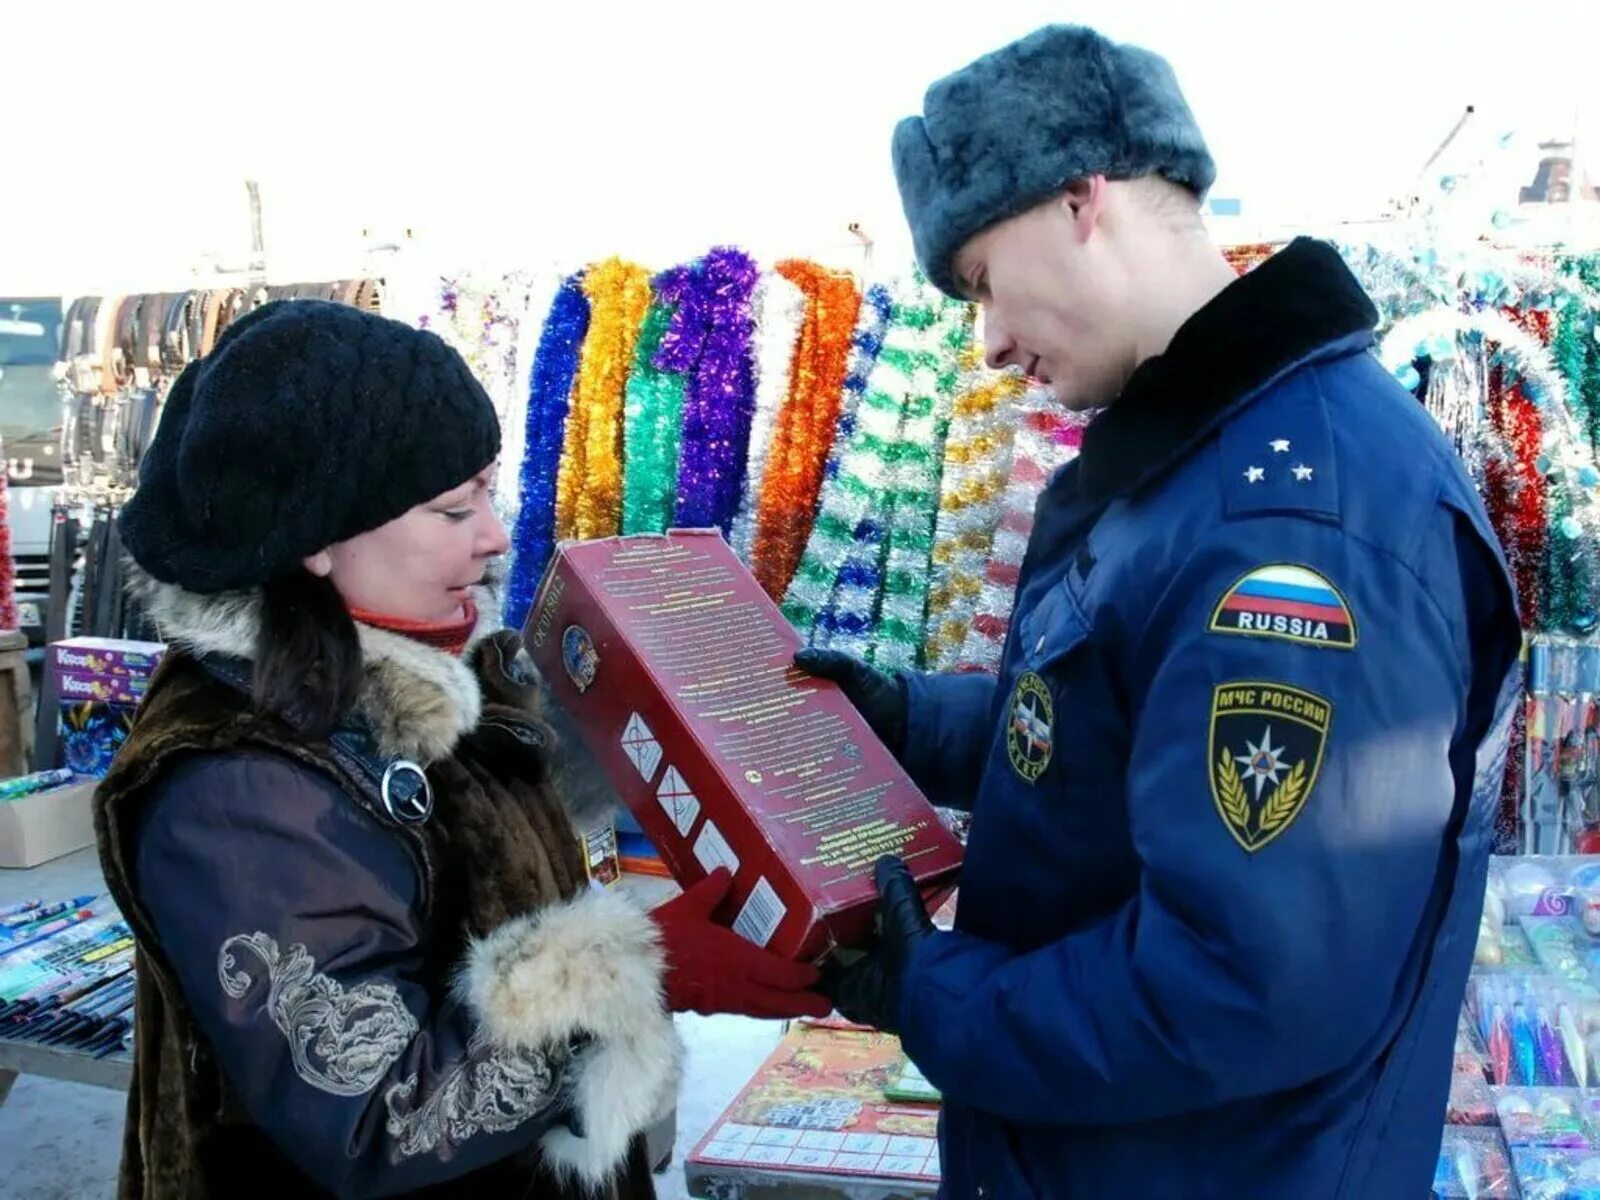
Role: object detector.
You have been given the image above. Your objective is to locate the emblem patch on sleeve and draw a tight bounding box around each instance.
[1209,564,1355,649]
[1209,681,1332,852]
[1007,671,1054,783]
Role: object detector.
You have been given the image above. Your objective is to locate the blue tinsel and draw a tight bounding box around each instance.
[503,274,591,631]
[822,285,893,485]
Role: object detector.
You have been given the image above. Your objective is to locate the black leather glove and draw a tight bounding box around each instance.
[820,857,935,1035]
[793,648,908,757]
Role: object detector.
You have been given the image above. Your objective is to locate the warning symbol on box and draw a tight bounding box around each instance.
[621,713,662,782]
[656,766,701,837]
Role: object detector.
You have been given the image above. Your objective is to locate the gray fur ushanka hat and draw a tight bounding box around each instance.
[893,24,1217,297]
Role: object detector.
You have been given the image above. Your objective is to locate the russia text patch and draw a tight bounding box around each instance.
[1209,564,1355,650]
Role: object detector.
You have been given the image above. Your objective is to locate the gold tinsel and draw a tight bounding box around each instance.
[556,258,654,541]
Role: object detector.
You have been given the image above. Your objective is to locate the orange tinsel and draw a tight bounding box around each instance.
[555,258,654,542]
[750,261,862,599]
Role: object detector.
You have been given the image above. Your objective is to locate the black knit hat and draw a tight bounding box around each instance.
[121,300,501,594]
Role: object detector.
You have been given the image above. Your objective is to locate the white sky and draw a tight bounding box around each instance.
[3,0,1595,294]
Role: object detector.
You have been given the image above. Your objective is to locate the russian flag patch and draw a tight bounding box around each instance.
[1209,564,1356,650]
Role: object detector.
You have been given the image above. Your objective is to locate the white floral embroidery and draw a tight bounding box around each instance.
[219,932,418,1097]
[384,1040,563,1158]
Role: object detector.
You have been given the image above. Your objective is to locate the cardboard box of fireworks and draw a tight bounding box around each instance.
[527,530,962,961]
[49,638,166,777]
[0,772,99,869]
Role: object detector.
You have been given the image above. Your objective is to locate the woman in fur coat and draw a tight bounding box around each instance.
[94,300,829,1200]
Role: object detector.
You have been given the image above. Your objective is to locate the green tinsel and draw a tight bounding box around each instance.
[620,298,687,534]
[1543,482,1600,633]
[1555,256,1600,452]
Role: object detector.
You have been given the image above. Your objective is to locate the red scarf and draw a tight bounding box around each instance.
[350,599,478,657]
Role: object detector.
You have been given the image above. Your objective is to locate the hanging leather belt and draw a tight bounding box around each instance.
[161,292,196,375]
[138,294,172,381]
[94,296,122,395]
[63,296,103,394]
[111,297,142,390]
[186,291,209,362]
[196,290,225,357]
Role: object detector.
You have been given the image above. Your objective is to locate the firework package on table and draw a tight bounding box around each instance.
[0,899,136,1058]
[46,636,165,777]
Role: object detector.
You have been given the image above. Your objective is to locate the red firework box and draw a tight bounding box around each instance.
[527,531,962,961]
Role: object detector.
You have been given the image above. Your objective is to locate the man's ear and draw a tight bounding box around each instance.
[1061,175,1109,243]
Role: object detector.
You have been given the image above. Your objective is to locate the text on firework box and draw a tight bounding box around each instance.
[527,531,962,960]
[50,638,165,680]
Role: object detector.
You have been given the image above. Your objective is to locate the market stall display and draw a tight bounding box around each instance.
[16,230,1600,1197]
[686,1020,941,1198]
[0,894,134,1108]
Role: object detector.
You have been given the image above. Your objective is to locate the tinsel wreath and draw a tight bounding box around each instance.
[504,274,590,632]
[1380,304,1600,634]
[729,271,806,563]
[1507,302,1600,634]
[750,261,862,599]
[556,259,654,542]
[674,247,761,534]
[0,467,15,631]
[955,394,1086,673]
[923,347,1026,671]
[781,276,971,665]
[622,269,693,535]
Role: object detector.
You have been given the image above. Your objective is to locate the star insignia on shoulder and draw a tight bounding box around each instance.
[1244,466,1266,483]
[1270,439,1291,453]
[1292,464,1314,482]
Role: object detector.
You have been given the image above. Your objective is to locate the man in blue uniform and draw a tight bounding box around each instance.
[798,25,1524,1198]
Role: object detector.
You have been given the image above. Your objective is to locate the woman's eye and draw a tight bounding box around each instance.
[442,509,473,523]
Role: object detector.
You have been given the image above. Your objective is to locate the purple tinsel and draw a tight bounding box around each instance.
[653,264,707,373]
[504,273,591,631]
[674,247,760,533]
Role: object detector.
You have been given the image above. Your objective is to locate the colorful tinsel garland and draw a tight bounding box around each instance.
[503,274,590,632]
[954,394,1086,674]
[782,276,971,665]
[622,272,692,535]
[476,240,1600,670]
[674,248,760,534]
[730,272,807,562]
[750,261,862,599]
[556,259,654,543]
[924,348,1026,670]
[871,301,976,671]
[501,273,561,527]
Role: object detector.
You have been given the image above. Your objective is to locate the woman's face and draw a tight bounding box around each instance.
[307,464,509,622]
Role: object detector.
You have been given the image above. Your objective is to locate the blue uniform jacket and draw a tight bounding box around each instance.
[897,240,1523,1198]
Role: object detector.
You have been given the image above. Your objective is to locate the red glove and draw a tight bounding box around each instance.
[650,869,832,1019]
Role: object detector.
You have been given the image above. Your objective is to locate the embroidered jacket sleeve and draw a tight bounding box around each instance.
[895,511,1520,1124]
[134,750,676,1198]
[900,672,997,810]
